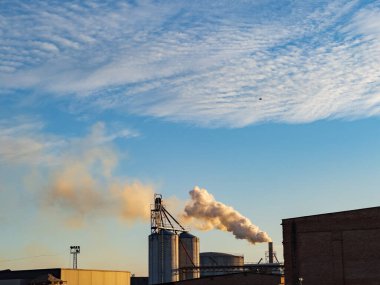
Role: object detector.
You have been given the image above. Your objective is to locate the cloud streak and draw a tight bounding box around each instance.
[0,117,63,165]
[0,118,136,166]
[0,0,379,127]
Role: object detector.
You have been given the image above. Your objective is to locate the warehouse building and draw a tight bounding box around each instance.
[0,268,130,285]
[282,206,380,285]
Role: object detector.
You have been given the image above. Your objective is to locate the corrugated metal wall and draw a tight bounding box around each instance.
[61,269,130,285]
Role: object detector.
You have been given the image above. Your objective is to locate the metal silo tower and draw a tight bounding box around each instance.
[148,194,199,285]
[178,232,200,280]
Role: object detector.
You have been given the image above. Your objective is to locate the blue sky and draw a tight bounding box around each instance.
[1,0,380,276]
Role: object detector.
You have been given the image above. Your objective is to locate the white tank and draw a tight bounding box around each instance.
[200,252,244,277]
[178,232,200,280]
[149,231,179,284]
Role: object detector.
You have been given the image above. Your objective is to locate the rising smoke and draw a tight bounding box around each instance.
[183,186,271,244]
[43,123,154,228]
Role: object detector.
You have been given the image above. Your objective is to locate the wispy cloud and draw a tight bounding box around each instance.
[0,117,63,165]
[0,0,379,127]
[0,118,136,165]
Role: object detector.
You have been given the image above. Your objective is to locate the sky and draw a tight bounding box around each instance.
[0,0,380,276]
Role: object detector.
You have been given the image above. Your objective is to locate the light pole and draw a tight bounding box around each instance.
[70,246,80,269]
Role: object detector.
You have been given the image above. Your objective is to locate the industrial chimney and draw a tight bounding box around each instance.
[268,242,273,263]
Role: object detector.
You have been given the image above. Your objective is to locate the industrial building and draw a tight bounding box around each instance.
[3,198,377,285]
[149,194,200,285]
[282,206,380,285]
[148,194,283,285]
[160,272,284,285]
[199,252,243,277]
[0,268,131,285]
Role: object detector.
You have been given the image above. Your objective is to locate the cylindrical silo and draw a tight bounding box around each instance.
[149,230,179,285]
[178,232,200,280]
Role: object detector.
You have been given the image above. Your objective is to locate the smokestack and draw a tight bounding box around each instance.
[183,187,271,244]
[268,242,273,263]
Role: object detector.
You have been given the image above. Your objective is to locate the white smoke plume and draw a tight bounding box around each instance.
[183,186,271,244]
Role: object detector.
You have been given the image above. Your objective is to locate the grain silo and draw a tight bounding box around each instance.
[178,232,200,280]
[149,230,179,284]
[148,194,199,285]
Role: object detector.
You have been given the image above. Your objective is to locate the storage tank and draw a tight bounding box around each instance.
[149,230,179,284]
[178,232,200,280]
[200,252,244,277]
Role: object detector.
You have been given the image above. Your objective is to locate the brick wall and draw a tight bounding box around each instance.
[282,207,380,285]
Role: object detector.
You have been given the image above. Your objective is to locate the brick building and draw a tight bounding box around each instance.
[282,206,380,285]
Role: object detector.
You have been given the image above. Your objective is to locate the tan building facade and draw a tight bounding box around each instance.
[0,268,130,285]
[61,269,130,285]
